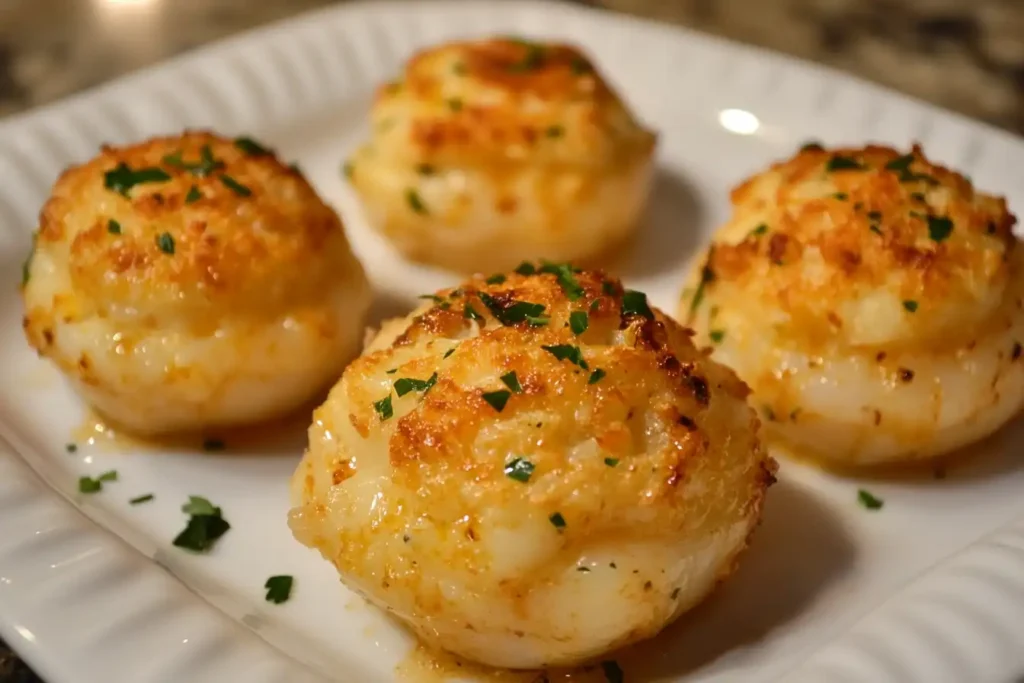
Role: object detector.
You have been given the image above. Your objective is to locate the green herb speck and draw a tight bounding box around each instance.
[504,457,535,483]
[156,232,175,255]
[374,395,394,421]
[570,311,589,336]
[549,512,567,529]
[265,575,294,604]
[857,489,884,511]
[589,368,606,385]
[220,175,252,197]
[406,188,428,215]
[482,390,511,412]
[501,371,523,393]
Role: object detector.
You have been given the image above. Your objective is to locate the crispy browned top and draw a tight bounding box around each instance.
[34,131,353,318]
[366,37,655,167]
[688,143,1018,347]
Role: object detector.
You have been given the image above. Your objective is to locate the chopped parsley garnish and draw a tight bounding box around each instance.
[542,344,589,370]
[185,185,202,203]
[220,175,252,197]
[825,155,863,172]
[21,233,36,286]
[394,373,438,397]
[447,97,464,112]
[549,512,567,529]
[510,43,545,72]
[234,137,272,156]
[903,300,918,313]
[515,261,537,275]
[570,311,589,335]
[464,303,483,321]
[601,660,625,683]
[621,290,654,320]
[203,438,225,451]
[129,493,154,505]
[709,330,725,343]
[107,219,121,235]
[478,292,546,326]
[98,470,118,482]
[546,124,564,138]
[526,314,550,327]
[749,223,768,238]
[65,443,77,453]
[452,61,468,75]
[589,298,601,313]
[867,210,882,221]
[79,476,103,494]
[443,348,456,359]
[416,163,435,175]
[163,145,223,177]
[156,232,175,255]
[927,215,954,242]
[601,281,617,296]
[885,154,914,173]
[833,192,848,200]
[800,141,824,152]
[588,369,606,384]
[690,247,716,313]
[173,496,230,552]
[485,273,506,285]
[373,395,393,420]
[406,188,428,214]
[504,457,535,483]
[604,457,619,467]
[104,163,171,197]
[482,390,511,412]
[264,575,294,604]
[539,261,584,300]
[857,489,884,510]
[500,371,523,393]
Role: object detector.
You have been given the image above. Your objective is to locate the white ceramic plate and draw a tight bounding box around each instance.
[3,2,1024,682]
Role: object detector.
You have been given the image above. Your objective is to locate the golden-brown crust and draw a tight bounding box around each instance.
[368,37,655,167]
[35,131,347,318]
[687,143,1016,348]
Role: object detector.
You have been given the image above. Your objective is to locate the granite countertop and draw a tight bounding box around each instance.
[1,0,1022,681]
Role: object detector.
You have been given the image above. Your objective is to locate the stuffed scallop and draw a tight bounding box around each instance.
[289,266,774,668]
[22,131,371,436]
[346,38,656,273]
[681,143,1024,467]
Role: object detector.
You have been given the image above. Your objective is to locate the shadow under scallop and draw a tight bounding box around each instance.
[620,479,856,680]
[608,166,707,279]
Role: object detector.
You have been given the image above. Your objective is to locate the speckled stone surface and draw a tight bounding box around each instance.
[1,0,1023,680]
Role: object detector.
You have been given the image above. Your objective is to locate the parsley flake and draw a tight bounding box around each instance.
[97,470,118,482]
[504,457,535,483]
[857,489,884,511]
[800,141,824,152]
[510,43,545,72]
[264,575,294,604]
[621,290,654,320]
[482,390,511,412]
[374,395,394,421]
[443,348,456,359]
[604,457,619,467]
[500,371,523,393]
[220,175,252,197]
[826,155,863,172]
[546,124,565,138]
[709,330,725,343]
[486,273,506,285]
[163,145,223,177]
[406,188,428,214]
[515,261,537,275]
[549,512,567,529]
[885,154,914,173]
[570,311,589,335]
[416,163,436,176]
[173,496,230,552]
[903,300,918,313]
[539,261,585,300]
[129,493,154,505]
[542,344,588,370]
[690,247,716,313]
[65,443,77,453]
[185,185,202,203]
[478,292,546,326]
[104,163,171,197]
[833,192,848,200]
[156,232,175,255]
[447,97,464,112]
[588,368,606,384]
[234,137,272,156]
[107,219,121,235]
[464,303,483,321]
[927,215,954,242]
[394,373,438,397]
[749,223,768,238]
[78,476,102,494]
